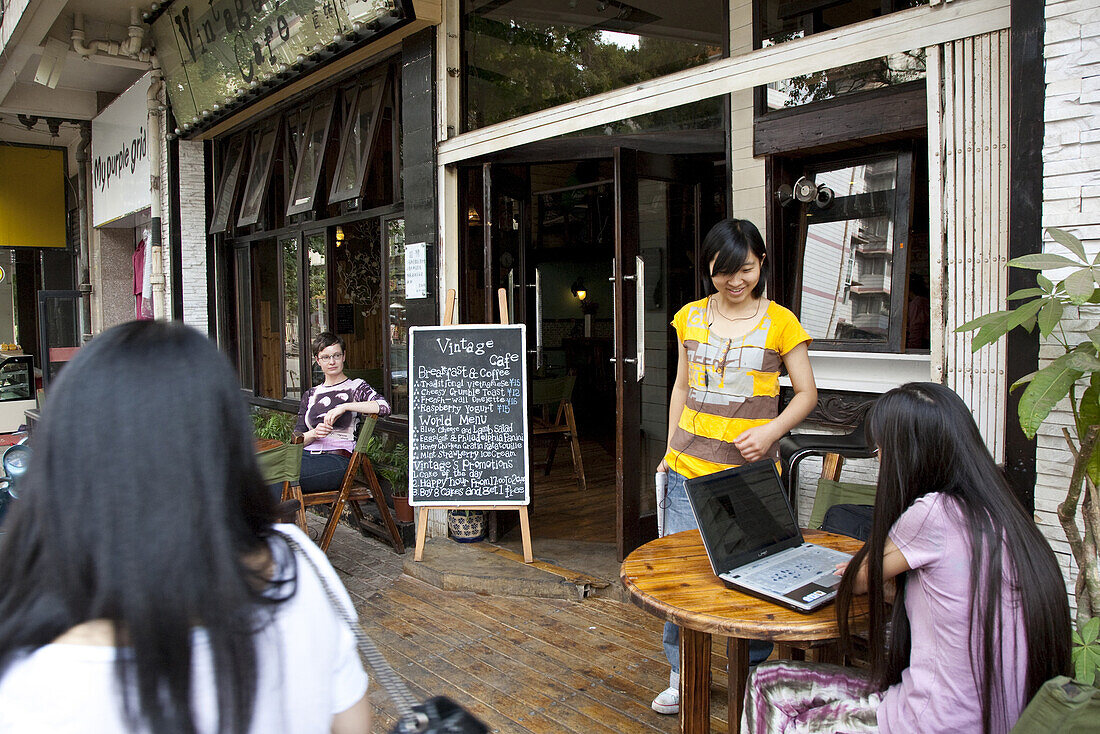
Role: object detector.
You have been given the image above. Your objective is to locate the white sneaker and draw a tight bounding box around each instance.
[651,671,679,715]
[651,686,679,715]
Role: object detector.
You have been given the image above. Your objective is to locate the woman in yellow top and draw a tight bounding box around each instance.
[651,218,818,716]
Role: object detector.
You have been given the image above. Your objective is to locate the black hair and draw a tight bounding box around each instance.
[0,321,291,734]
[836,382,1070,734]
[700,219,769,299]
[312,331,345,357]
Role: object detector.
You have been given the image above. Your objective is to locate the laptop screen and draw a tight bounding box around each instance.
[684,461,804,573]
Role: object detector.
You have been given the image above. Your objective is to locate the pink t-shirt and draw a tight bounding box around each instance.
[879,493,1027,734]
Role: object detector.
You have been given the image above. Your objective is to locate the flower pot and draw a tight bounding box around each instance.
[393,493,414,523]
[447,510,486,543]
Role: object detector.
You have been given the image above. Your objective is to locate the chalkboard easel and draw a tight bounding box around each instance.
[413,288,533,563]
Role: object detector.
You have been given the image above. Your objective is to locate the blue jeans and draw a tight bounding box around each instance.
[299,452,351,494]
[662,468,773,674]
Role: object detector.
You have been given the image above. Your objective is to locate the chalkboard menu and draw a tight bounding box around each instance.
[409,324,530,506]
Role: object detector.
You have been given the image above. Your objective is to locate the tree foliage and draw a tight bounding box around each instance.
[957,227,1100,683]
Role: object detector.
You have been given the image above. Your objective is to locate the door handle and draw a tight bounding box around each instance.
[634,254,645,382]
[608,259,617,364]
[534,267,543,370]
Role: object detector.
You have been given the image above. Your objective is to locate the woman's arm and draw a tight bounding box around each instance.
[331,692,371,734]
[840,537,911,595]
[658,339,690,472]
[732,341,818,461]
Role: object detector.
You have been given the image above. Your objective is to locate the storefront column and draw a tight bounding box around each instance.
[176,138,208,331]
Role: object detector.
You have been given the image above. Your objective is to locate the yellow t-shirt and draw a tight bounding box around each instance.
[663,298,811,479]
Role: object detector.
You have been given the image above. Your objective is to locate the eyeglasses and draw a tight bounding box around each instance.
[317,352,344,363]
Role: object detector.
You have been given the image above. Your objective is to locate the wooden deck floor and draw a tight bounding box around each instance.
[319,515,736,733]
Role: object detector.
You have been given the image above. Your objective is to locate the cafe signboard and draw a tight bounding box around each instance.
[150,0,407,129]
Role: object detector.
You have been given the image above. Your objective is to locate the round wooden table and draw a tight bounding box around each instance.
[621,528,866,734]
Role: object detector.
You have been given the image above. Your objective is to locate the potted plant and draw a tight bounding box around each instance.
[446,509,486,542]
[251,406,296,443]
[365,435,414,524]
[958,227,1100,685]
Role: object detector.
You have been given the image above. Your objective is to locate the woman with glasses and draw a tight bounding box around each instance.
[296,332,390,493]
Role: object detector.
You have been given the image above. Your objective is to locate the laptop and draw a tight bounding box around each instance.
[684,460,852,613]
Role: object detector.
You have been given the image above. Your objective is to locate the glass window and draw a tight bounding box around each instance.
[287,95,336,216]
[233,247,253,389]
[332,219,385,394]
[329,72,388,204]
[764,51,926,111]
[251,238,282,398]
[238,123,279,227]
[281,236,301,399]
[462,0,727,131]
[782,148,928,352]
[385,217,408,416]
[306,232,328,386]
[758,0,928,48]
[209,135,246,234]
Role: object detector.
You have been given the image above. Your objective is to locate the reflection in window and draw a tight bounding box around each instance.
[287,97,335,216]
[463,0,726,130]
[233,248,253,389]
[386,218,408,416]
[798,158,897,343]
[282,237,301,399]
[238,124,279,227]
[758,0,928,49]
[765,50,925,110]
[333,219,385,392]
[307,233,328,387]
[251,238,281,397]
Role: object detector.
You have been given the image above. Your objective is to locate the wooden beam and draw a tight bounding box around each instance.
[438,0,1010,165]
[753,82,926,157]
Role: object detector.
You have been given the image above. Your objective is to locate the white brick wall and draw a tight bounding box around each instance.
[1040,0,1100,606]
[177,140,209,332]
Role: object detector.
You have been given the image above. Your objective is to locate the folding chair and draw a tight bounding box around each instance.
[531,375,586,491]
[255,441,307,532]
[287,417,405,554]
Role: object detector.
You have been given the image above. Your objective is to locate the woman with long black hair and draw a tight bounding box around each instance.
[0,321,371,733]
[742,382,1071,734]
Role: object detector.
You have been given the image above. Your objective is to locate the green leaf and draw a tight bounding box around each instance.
[1011,370,1038,391]
[1047,227,1089,262]
[1018,354,1086,438]
[1009,253,1084,269]
[1064,268,1097,305]
[1089,325,1100,350]
[1078,382,1100,488]
[1037,273,1055,292]
[972,323,1009,352]
[1067,349,1100,372]
[1007,299,1045,330]
[1081,617,1100,645]
[956,310,1011,334]
[1007,288,1045,301]
[1038,298,1065,338]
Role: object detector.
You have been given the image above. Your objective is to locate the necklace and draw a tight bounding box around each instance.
[712,297,762,324]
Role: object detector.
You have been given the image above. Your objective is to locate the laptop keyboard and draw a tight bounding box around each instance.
[731,545,845,595]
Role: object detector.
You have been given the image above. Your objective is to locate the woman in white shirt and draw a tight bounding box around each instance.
[0,321,371,734]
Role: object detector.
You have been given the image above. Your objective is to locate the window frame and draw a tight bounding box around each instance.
[328,69,391,205]
[770,144,918,353]
[286,94,337,217]
[237,121,281,228]
[209,134,247,235]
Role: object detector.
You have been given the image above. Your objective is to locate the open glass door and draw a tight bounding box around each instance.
[613,149,705,559]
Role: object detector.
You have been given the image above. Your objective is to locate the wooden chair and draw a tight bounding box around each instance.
[287,417,405,554]
[256,441,308,531]
[531,375,586,491]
